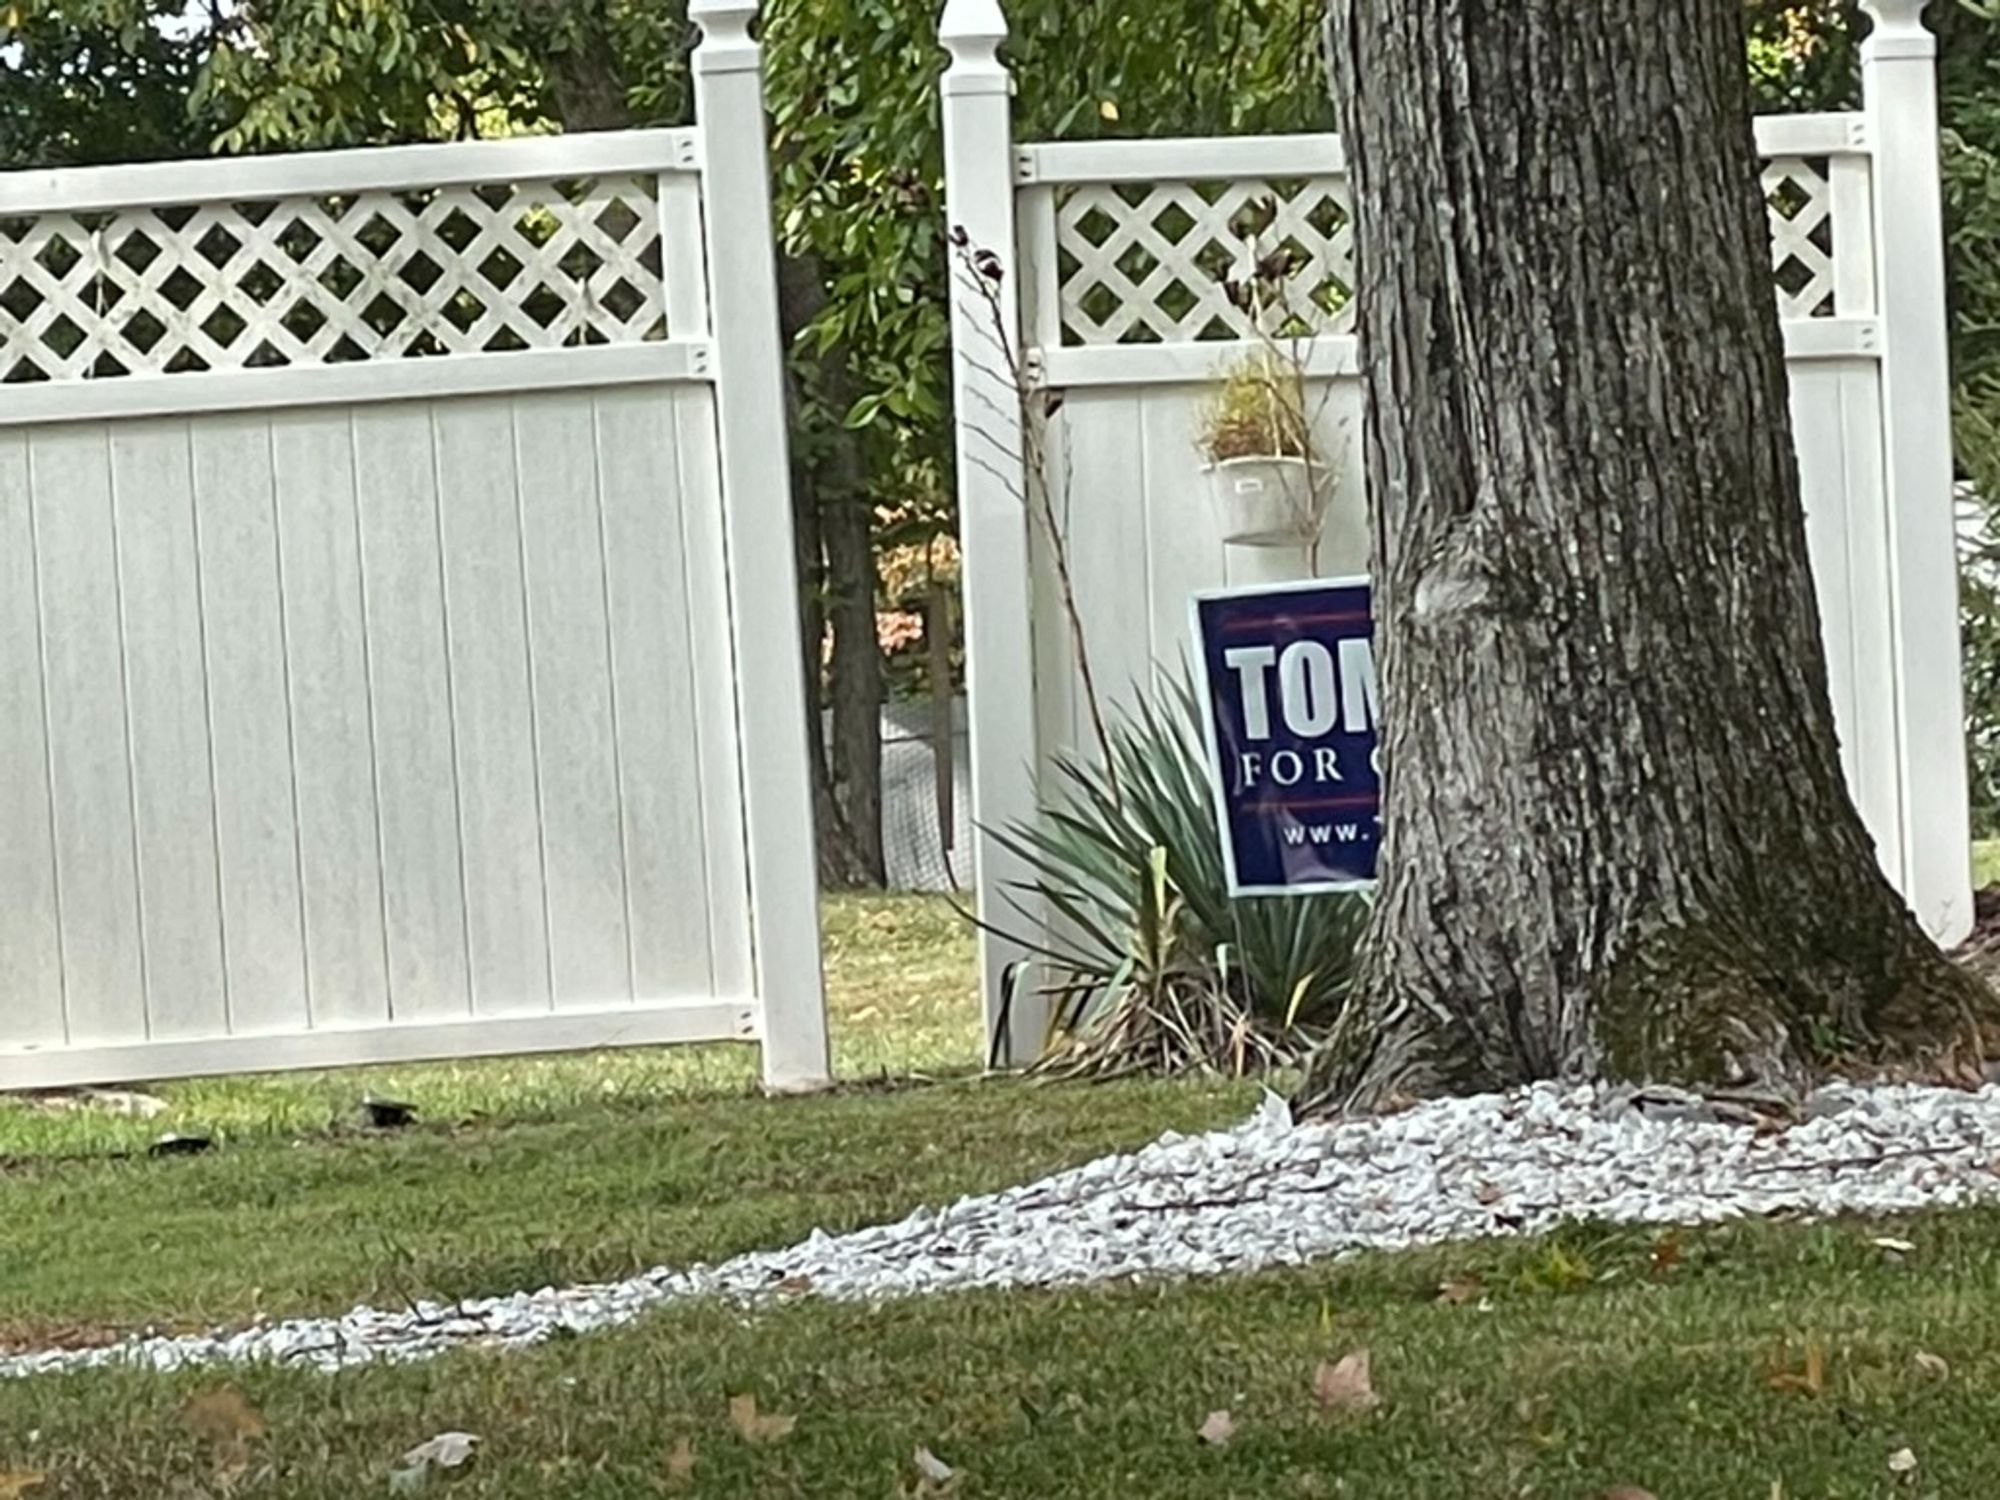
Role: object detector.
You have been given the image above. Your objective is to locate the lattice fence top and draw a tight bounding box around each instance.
[1055,178,1354,347]
[1048,158,1846,347]
[1,175,670,384]
[1762,156,1838,320]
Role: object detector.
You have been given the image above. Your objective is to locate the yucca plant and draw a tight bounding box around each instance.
[986,673,1370,1079]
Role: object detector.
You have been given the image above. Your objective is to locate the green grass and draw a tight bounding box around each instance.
[0,1076,1249,1349]
[0,895,1261,1347]
[7,1210,2000,1497]
[11,886,2000,1496]
[0,893,983,1161]
[1974,839,2000,890]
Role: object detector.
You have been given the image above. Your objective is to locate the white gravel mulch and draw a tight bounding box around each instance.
[5,1078,1999,1381]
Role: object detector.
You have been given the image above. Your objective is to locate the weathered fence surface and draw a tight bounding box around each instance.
[0,0,828,1091]
[943,0,1969,1060]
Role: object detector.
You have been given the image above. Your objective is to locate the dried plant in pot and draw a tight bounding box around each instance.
[1197,350,1328,548]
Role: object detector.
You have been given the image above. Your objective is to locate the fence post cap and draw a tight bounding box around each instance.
[1858,0,1937,54]
[940,0,1008,53]
[690,0,759,73]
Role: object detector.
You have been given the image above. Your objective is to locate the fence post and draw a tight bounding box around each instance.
[690,0,833,1089]
[941,0,1044,1064]
[1860,0,1973,945]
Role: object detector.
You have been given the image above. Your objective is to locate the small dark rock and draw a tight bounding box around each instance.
[148,1132,213,1158]
[361,1097,419,1130]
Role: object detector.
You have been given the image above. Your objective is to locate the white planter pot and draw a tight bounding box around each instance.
[1203,455,1323,547]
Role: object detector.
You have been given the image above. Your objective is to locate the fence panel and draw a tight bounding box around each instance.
[942,0,1969,1061]
[0,0,826,1092]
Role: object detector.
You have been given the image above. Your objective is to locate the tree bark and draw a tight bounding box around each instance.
[1298,0,1993,1114]
[777,252,888,889]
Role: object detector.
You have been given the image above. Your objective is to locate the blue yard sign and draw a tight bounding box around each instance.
[1190,576,1379,896]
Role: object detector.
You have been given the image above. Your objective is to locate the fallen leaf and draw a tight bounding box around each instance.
[914,1446,955,1482]
[388,1432,480,1495]
[728,1394,796,1444]
[1435,1277,1483,1305]
[1914,1350,1950,1379]
[0,1474,45,1500]
[398,1432,479,1473]
[1312,1350,1380,1415]
[774,1275,814,1296]
[1196,1410,1236,1446]
[1872,1236,1917,1256]
[664,1438,697,1485]
[181,1387,267,1446]
[1650,1233,1684,1272]
[1888,1445,1919,1475]
[1766,1337,1826,1397]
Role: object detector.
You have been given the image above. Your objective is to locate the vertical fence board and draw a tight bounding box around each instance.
[513,395,632,1009]
[1061,391,1152,727]
[597,388,719,998]
[191,417,310,1037]
[272,411,390,1029]
[1791,366,1863,797]
[351,403,473,1023]
[1837,363,1904,873]
[1139,390,1225,685]
[670,386,756,1001]
[0,431,65,1047]
[32,425,147,1046]
[433,398,553,1017]
[110,422,228,1040]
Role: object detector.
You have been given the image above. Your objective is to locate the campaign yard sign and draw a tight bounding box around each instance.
[1191,576,1379,896]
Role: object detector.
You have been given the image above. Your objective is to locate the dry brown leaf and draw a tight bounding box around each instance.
[1765,1337,1826,1397]
[1312,1350,1380,1415]
[1914,1350,1950,1379]
[727,1394,797,1445]
[775,1275,814,1296]
[1435,1277,1482,1305]
[1196,1410,1236,1446]
[1650,1233,1684,1273]
[664,1438,697,1486]
[0,1474,45,1500]
[181,1387,267,1447]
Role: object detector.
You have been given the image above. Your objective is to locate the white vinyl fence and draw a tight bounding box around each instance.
[943,0,1971,1060]
[0,0,829,1091]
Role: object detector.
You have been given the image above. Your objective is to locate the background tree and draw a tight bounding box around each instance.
[3,0,1327,887]
[1295,0,1993,1113]
[6,0,1996,885]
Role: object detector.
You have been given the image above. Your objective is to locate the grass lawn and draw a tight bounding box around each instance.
[7,1210,2000,1497]
[0,894,985,1162]
[8,887,2000,1495]
[1973,839,2000,890]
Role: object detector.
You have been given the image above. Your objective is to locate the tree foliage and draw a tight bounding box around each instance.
[6,0,2000,828]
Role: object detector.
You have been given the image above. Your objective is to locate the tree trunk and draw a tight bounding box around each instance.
[822,483,887,884]
[1298,0,1992,1114]
[776,252,888,889]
